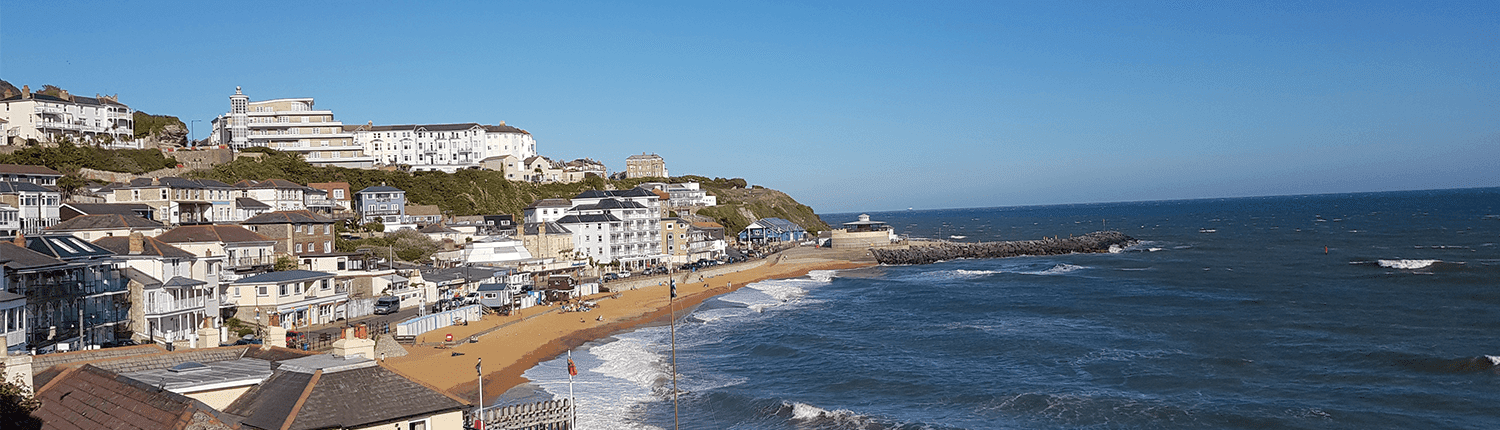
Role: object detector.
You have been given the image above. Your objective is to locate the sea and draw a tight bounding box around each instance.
[499,187,1500,429]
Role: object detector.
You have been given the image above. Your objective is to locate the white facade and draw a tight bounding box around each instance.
[0,86,134,144]
[350,122,537,172]
[462,236,536,266]
[555,188,666,269]
[210,87,375,168]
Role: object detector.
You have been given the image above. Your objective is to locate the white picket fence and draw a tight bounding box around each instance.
[394,305,483,340]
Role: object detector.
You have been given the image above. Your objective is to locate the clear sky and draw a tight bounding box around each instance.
[3,1,1496,213]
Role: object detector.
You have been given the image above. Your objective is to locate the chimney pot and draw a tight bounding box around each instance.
[128,232,144,255]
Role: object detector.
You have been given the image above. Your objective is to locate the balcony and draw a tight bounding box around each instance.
[146,296,207,315]
[228,256,274,268]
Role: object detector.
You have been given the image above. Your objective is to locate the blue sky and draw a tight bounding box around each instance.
[3,1,1496,213]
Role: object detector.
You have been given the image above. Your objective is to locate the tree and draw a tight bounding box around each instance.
[363,221,385,233]
[0,375,42,430]
[272,255,298,271]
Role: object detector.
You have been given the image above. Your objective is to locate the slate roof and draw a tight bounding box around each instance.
[421,266,502,284]
[24,234,114,260]
[0,180,56,193]
[573,198,646,211]
[248,178,306,189]
[232,269,334,285]
[90,235,201,261]
[47,214,163,231]
[523,222,571,235]
[0,163,62,176]
[60,202,154,218]
[355,185,404,194]
[573,187,657,199]
[225,358,468,430]
[556,213,622,224]
[119,266,162,288]
[418,223,459,234]
[156,224,273,244]
[525,198,571,209]
[0,241,65,269]
[33,364,235,430]
[626,153,663,160]
[241,210,333,224]
[749,217,805,233]
[234,197,271,209]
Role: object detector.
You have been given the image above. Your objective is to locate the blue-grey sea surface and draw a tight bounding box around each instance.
[506,187,1500,429]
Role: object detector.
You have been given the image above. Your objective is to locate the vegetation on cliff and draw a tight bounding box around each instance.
[133,110,188,142]
[0,138,178,175]
[187,149,829,234]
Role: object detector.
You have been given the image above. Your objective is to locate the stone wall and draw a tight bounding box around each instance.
[163,146,233,170]
[830,229,893,249]
[601,257,770,292]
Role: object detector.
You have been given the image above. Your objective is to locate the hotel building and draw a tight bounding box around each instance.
[348,121,537,172]
[209,87,375,168]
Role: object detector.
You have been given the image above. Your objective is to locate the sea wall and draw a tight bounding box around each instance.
[871,231,1136,265]
[602,257,770,292]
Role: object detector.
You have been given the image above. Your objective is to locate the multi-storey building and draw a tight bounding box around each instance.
[240,178,313,212]
[1,234,127,351]
[642,182,718,207]
[226,269,347,328]
[94,233,220,346]
[307,182,352,213]
[155,225,277,317]
[625,153,668,179]
[349,122,537,172]
[240,210,336,256]
[104,177,239,224]
[0,85,133,144]
[353,184,406,225]
[0,181,61,234]
[0,164,62,186]
[553,188,666,270]
[209,87,375,167]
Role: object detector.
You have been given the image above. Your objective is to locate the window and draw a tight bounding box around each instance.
[324,224,331,234]
[322,279,331,290]
[279,284,288,296]
[259,286,269,296]
[296,243,303,253]
[324,241,331,253]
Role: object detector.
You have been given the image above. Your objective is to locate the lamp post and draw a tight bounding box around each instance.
[190,119,201,147]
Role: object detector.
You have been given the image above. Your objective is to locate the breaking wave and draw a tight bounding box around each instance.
[1378,259,1441,270]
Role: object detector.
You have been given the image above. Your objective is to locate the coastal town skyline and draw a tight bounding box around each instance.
[4,1,1497,213]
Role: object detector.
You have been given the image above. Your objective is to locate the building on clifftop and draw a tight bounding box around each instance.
[209,87,375,168]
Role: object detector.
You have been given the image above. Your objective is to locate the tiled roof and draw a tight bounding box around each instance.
[241,210,333,224]
[226,360,468,430]
[231,269,335,285]
[418,223,459,234]
[47,214,163,231]
[156,224,273,244]
[93,235,197,258]
[0,163,62,176]
[34,365,234,430]
[405,204,441,216]
[692,221,725,229]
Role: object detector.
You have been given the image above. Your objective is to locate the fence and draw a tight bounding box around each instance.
[394,305,483,340]
[287,321,391,351]
[472,399,573,430]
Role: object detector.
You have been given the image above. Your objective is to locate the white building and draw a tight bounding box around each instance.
[553,188,666,270]
[349,122,537,172]
[0,181,61,234]
[642,182,717,207]
[462,235,537,266]
[0,85,133,145]
[209,87,375,168]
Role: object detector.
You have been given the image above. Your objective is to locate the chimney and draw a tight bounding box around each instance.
[21,85,30,99]
[13,232,24,247]
[128,232,144,255]
[60,89,71,101]
[330,327,376,360]
[2,88,11,98]
[499,121,505,126]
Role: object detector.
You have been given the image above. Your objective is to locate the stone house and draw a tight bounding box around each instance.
[240,210,336,256]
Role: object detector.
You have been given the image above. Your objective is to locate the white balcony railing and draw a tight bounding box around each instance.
[146,296,207,315]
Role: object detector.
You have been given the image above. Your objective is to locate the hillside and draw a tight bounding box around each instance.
[186,150,829,235]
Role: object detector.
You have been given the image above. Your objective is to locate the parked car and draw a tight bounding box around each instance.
[603,272,619,281]
[464,292,481,305]
[374,296,401,315]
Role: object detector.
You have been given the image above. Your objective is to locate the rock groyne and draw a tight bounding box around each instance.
[872,231,1136,265]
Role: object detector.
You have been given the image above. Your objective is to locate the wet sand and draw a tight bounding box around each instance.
[382,246,876,406]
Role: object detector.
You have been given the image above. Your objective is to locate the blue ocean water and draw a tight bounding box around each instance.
[508,187,1500,429]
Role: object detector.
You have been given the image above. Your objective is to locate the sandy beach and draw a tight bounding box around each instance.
[383,246,876,406]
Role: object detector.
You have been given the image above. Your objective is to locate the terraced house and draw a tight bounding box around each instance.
[349,121,538,172]
[240,210,336,256]
[0,84,134,144]
[0,234,126,351]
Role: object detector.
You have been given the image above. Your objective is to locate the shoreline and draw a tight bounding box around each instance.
[382,246,876,406]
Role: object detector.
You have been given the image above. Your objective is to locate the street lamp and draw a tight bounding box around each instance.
[190,119,201,147]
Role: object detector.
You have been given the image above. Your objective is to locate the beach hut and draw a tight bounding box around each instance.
[477,283,512,309]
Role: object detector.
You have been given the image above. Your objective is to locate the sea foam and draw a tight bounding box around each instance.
[1378,259,1440,270]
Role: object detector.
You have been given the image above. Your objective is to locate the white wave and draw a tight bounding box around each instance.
[786,401,876,426]
[1108,244,1124,254]
[902,269,1003,281]
[1015,264,1087,276]
[1488,355,1500,366]
[806,269,838,283]
[1378,259,1440,270]
[519,330,670,430]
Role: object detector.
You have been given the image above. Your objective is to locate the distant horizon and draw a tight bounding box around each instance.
[823,184,1500,216]
[4,2,1496,214]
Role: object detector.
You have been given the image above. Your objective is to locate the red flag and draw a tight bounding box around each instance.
[567,357,578,376]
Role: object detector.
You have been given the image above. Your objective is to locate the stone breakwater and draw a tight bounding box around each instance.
[871,231,1137,265]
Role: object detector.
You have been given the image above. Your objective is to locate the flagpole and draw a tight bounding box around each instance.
[670,269,680,430]
[476,357,483,429]
[568,350,576,429]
